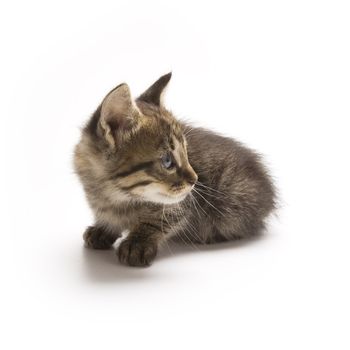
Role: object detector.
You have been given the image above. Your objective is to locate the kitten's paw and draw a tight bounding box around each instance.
[118,238,158,267]
[83,226,119,250]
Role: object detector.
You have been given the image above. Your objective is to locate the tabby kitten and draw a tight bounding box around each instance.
[74,73,276,267]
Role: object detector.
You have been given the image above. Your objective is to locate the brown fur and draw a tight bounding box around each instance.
[74,73,276,267]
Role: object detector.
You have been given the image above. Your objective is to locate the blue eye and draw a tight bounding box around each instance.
[161,152,174,169]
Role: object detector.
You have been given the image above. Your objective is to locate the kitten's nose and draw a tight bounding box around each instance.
[184,169,198,186]
[187,176,197,186]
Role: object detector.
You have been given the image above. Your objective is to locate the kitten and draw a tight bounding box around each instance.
[74,73,276,267]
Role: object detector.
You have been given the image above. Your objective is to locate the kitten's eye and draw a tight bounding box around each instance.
[161,152,174,169]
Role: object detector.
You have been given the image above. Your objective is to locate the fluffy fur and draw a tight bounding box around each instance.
[74,73,276,267]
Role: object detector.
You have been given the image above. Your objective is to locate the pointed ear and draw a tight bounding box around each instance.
[100,83,140,148]
[137,72,172,106]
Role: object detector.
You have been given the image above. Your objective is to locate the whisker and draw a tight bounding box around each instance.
[177,221,200,251]
[173,204,200,250]
[184,127,196,137]
[194,186,226,200]
[192,188,227,217]
[196,180,247,197]
[195,187,234,214]
[176,203,200,238]
[190,192,208,216]
[196,181,229,196]
[164,205,197,249]
[189,193,201,218]
[180,212,203,243]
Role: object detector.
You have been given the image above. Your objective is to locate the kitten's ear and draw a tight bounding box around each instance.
[137,72,172,106]
[100,83,140,148]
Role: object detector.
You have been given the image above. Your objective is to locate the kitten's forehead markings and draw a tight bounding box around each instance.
[171,136,183,167]
[183,135,188,148]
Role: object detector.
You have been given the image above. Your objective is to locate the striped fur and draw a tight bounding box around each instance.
[74,73,276,266]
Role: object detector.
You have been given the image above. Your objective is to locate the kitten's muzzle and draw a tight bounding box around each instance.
[182,167,198,186]
[187,176,197,186]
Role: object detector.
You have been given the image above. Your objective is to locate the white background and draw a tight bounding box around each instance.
[1,1,349,349]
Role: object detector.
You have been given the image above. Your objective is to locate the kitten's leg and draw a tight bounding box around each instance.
[118,223,162,267]
[83,225,121,250]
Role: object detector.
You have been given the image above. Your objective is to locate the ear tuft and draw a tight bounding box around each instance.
[137,72,172,106]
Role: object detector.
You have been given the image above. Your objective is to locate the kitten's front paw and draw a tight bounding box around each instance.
[83,226,119,250]
[118,238,158,267]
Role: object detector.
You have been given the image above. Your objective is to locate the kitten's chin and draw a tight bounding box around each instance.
[143,191,189,205]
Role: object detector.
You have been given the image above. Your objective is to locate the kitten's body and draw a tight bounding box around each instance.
[74,74,276,266]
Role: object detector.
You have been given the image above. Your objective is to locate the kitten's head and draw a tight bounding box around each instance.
[75,73,197,205]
